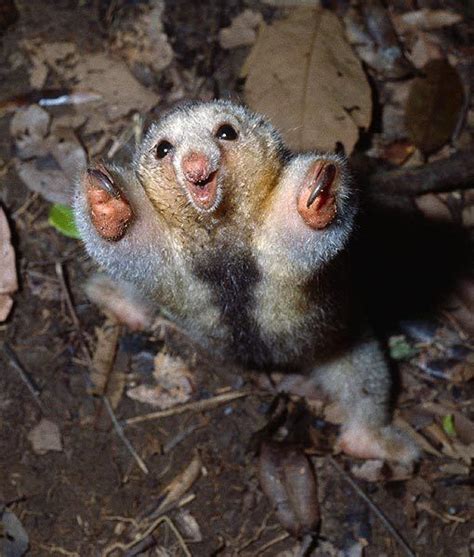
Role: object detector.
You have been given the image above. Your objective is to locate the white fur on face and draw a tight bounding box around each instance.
[134,101,284,215]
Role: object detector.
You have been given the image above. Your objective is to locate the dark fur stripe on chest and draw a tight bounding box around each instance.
[192,246,271,366]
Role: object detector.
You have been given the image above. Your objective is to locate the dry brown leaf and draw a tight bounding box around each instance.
[219,9,263,49]
[259,441,319,537]
[394,9,462,33]
[127,352,194,409]
[351,459,414,482]
[0,207,18,321]
[10,105,87,205]
[415,193,453,222]
[174,509,202,542]
[28,419,62,454]
[155,453,202,514]
[405,59,464,156]
[243,8,371,153]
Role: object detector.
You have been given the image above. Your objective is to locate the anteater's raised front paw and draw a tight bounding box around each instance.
[337,423,420,465]
[297,159,341,230]
[84,166,133,241]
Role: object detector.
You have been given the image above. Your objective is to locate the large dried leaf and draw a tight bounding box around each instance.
[243,8,372,153]
[0,207,18,321]
[259,441,319,537]
[405,59,464,155]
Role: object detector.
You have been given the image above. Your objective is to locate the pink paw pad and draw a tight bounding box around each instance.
[297,160,339,230]
[84,166,133,241]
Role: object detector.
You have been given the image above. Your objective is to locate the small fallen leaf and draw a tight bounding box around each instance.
[219,9,263,49]
[155,453,202,514]
[0,207,18,322]
[259,441,320,537]
[442,414,456,437]
[48,204,81,239]
[10,105,87,205]
[0,508,29,557]
[127,352,194,409]
[415,193,453,222]
[28,418,62,454]
[350,459,414,482]
[405,59,464,156]
[174,509,202,542]
[243,8,371,153]
[394,9,462,33]
[388,335,417,360]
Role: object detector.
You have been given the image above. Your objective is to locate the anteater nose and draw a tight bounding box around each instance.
[182,152,210,182]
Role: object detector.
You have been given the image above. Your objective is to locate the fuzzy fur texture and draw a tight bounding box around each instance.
[74,100,418,463]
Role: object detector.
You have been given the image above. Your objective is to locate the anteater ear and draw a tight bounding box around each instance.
[297,160,340,230]
[84,165,133,241]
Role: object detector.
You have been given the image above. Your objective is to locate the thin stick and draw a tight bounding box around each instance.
[368,148,474,196]
[3,342,44,412]
[256,532,290,555]
[102,515,191,557]
[328,457,415,557]
[55,262,81,329]
[103,396,149,475]
[125,390,256,425]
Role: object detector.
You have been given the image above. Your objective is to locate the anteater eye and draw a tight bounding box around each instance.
[156,140,173,159]
[215,124,238,141]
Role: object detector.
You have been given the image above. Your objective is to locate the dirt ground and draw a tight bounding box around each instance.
[0,1,473,556]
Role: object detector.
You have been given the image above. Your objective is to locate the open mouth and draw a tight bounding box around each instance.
[186,170,219,211]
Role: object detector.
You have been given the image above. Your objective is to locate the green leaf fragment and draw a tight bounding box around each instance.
[442,414,456,437]
[388,335,417,360]
[48,204,81,239]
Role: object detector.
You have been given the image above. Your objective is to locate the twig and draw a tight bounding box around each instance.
[103,396,149,475]
[236,511,275,552]
[102,515,191,557]
[55,261,95,376]
[3,342,44,412]
[55,262,81,329]
[125,390,256,425]
[256,532,290,555]
[12,192,39,219]
[368,149,474,196]
[38,544,80,557]
[163,422,204,454]
[328,457,415,557]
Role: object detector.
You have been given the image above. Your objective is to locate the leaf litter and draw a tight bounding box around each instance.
[243,8,372,154]
[0,207,18,321]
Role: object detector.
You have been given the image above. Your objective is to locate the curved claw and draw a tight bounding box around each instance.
[87,168,120,198]
[306,163,336,208]
[297,160,339,230]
